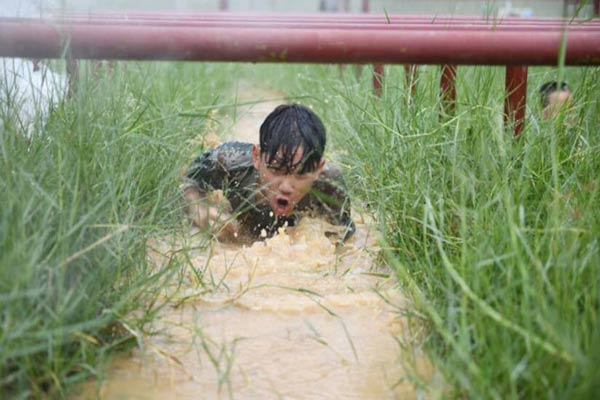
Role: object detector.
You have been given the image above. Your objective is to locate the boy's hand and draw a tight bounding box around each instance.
[184,187,240,239]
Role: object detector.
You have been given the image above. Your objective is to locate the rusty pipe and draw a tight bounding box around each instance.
[50,11,600,24]
[49,12,600,26]
[34,18,600,31]
[1,19,599,66]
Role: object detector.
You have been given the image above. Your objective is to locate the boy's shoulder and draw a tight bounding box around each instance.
[308,160,349,206]
[320,161,343,180]
[204,141,254,171]
[316,161,347,192]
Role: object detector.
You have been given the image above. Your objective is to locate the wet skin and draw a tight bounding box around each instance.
[252,144,325,217]
[543,90,574,120]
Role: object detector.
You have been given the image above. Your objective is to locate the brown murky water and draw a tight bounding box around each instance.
[75,88,433,399]
[78,217,431,399]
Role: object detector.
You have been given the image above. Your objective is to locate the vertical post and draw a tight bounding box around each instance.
[594,0,599,16]
[373,64,384,97]
[66,56,78,98]
[405,64,418,98]
[31,59,41,72]
[343,0,350,12]
[504,66,528,137]
[219,0,228,11]
[361,0,369,13]
[440,64,457,116]
[361,0,383,95]
[565,0,581,16]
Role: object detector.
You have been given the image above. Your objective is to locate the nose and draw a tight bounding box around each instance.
[279,176,294,195]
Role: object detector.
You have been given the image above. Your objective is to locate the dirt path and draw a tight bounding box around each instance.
[75,84,434,399]
[221,83,285,144]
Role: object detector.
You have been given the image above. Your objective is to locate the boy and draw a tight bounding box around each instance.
[539,81,574,120]
[182,103,355,242]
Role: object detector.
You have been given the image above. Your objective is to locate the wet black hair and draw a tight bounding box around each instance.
[539,81,570,107]
[259,103,326,174]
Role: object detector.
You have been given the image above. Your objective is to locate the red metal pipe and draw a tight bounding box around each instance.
[440,64,457,116]
[49,13,600,27]
[53,10,589,21]
[52,11,600,25]
[504,66,528,137]
[35,18,600,31]
[1,20,599,65]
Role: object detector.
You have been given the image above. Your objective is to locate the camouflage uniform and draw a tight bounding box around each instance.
[184,141,355,241]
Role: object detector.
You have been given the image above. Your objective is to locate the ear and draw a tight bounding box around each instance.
[252,144,261,170]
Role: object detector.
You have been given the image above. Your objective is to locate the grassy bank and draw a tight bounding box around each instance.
[2,57,598,398]
[248,63,600,398]
[0,61,234,398]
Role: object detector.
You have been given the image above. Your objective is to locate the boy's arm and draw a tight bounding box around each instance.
[310,163,356,242]
[182,186,239,237]
[182,149,240,238]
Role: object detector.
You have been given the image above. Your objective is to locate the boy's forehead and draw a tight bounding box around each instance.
[262,145,305,159]
[547,90,573,104]
[551,90,572,98]
[261,145,309,172]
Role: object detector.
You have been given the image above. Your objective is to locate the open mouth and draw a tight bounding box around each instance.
[274,197,290,215]
[276,198,289,207]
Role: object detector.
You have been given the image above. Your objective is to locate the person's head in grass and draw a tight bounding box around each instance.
[252,103,326,217]
[539,80,573,120]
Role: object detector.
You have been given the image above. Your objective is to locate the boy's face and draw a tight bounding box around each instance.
[543,90,574,119]
[252,144,324,216]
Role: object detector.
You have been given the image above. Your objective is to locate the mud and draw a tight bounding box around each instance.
[73,86,432,399]
[77,217,431,399]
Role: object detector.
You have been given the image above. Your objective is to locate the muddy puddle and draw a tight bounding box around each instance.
[76,216,431,399]
[75,89,433,399]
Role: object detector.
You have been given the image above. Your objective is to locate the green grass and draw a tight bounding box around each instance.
[2,57,598,399]
[0,61,236,398]
[257,62,599,399]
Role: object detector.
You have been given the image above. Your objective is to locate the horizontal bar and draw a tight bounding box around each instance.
[36,17,600,31]
[1,19,599,65]
[51,11,600,24]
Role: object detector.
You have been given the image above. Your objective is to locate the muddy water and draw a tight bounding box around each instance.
[80,217,429,399]
[75,89,431,399]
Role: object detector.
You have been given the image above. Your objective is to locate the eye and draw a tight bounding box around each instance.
[267,166,285,175]
[294,171,312,180]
